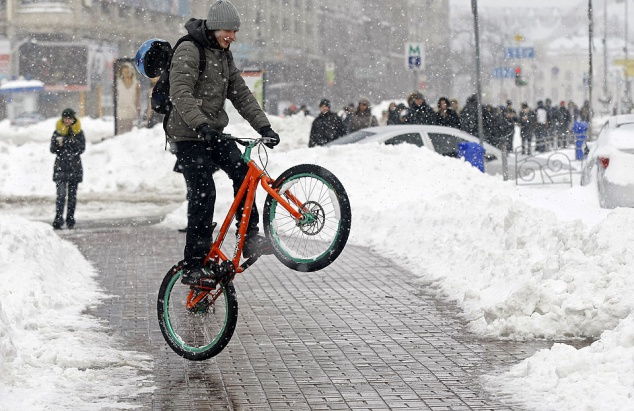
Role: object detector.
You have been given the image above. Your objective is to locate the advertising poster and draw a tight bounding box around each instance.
[113,58,140,135]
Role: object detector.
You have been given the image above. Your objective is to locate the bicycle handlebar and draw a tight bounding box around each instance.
[221,134,275,148]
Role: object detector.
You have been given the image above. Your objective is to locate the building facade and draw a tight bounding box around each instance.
[1,0,450,118]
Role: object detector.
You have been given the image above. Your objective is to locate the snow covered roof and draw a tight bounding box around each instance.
[0,79,44,94]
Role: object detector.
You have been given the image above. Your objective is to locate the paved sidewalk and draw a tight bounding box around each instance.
[61,222,551,410]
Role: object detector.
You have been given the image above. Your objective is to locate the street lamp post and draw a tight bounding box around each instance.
[589,0,594,134]
[471,0,484,146]
[626,0,631,108]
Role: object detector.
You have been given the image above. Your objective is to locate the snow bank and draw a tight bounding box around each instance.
[0,215,153,410]
[487,313,634,410]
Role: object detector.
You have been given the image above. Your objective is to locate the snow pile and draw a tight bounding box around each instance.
[487,314,634,410]
[0,215,153,410]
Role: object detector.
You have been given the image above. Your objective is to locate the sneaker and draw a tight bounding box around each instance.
[243,234,274,258]
[180,266,218,288]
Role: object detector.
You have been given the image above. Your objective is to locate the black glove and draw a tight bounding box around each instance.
[258,126,280,149]
[196,124,223,145]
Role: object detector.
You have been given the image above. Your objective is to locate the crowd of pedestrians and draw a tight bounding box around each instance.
[308,91,593,154]
[309,92,590,155]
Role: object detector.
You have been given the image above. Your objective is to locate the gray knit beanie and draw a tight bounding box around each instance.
[206,0,241,31]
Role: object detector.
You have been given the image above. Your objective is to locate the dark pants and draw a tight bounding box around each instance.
[175,140,259,265]
[520,128,532,155]
[55,180,78,225]
[534,124,547,152]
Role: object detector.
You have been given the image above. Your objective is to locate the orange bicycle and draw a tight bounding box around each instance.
[157,135,351,360]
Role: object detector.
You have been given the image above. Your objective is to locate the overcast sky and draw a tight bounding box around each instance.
[451,0,586,10]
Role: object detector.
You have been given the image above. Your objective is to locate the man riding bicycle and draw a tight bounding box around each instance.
[166,0,280,287]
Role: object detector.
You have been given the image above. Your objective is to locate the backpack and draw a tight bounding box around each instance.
[152,36,206,115]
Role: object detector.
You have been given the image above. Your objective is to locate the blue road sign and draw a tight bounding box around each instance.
[504,47,535,59]
[492,67,515,78]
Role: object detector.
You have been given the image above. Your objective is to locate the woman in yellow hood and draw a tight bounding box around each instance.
[50,108,85,229]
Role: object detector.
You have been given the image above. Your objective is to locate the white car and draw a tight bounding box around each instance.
[326,125,509,177]
[581,114,634,208]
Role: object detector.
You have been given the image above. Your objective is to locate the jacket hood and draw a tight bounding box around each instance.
[184,18,213,48]
[184,18,228,50]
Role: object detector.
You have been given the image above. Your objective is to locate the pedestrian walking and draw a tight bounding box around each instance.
[518,102,535,155]
[460,94,479,137]
[340,103,355,132]
[435,97,460,129]
[50,108,85,229]
[501,100,517,152]
[164,0,280,287]
[347,98,378,133]
[555,101,572,147]
[387,102,406,125]
[534,100,549,153]
[405,92,435,125]
[580,100,592,122]
[309,99,346,147]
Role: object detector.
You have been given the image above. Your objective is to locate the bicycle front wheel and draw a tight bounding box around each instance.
[157,263,238,361]
[264,164,351,272]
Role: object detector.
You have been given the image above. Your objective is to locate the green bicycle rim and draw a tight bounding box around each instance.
[163,271,228,353]
[269,173,342,263]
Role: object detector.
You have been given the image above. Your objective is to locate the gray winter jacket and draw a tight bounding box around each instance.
[166,18,270,143]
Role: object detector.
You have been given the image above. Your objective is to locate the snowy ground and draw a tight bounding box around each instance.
[1,106,634,410]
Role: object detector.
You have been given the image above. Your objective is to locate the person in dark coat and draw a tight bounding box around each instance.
[405,92,435,125]
[435,97,460,129]
[518,102,535,155]
[387,102,406,125]
[500,100,517,152]
[534,100,549,152]
[555,100,572,147]
[460,94,478,136]
[50,108,86,229]
[309,99,346,147]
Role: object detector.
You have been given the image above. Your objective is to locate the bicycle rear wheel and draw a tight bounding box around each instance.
[157,263,238,361]
[264,164,351,272]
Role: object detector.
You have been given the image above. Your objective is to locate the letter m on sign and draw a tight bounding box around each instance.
[405,43,424,71]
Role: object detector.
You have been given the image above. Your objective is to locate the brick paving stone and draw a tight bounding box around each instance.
[59,221,555,410]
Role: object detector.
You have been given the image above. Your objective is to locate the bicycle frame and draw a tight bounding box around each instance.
[202,139,305,275]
